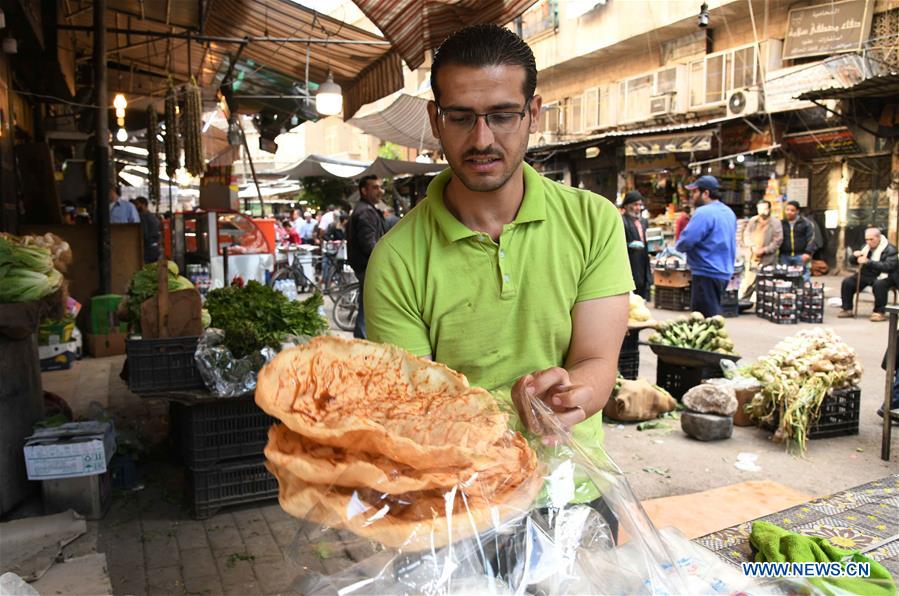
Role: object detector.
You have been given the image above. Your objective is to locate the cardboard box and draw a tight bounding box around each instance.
[86,331,127,357]
[733,387,761,427]
[24,421,116,480]
[653,269,692,288]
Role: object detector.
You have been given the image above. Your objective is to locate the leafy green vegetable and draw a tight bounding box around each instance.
[0,236,62,303]
[125,262,195,331]
[205,281,327,358]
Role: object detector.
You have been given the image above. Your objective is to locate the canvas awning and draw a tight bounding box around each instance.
[798,73,899,100]
[279,154,445,180]
[348,94,439,151]
[61,0,404,119]
[352,0,539,70]
[625,131,714,156]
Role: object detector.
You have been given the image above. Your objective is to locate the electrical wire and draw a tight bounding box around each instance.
[12,89,99,109]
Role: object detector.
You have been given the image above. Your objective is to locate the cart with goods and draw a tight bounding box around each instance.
[652,250,691,311]
[647,313,739,400]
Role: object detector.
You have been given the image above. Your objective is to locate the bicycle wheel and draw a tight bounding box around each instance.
[332,284,359,332]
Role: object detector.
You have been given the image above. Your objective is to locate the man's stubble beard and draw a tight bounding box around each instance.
[440,135,529,194]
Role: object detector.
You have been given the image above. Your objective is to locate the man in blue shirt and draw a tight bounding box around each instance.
[109,187,139,224]
[675,176,736,317]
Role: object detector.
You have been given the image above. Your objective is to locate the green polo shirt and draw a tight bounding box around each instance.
[365,164,633,501]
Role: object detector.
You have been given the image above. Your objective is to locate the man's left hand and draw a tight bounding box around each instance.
[511,367,595,436]
[858,255,869,264]
[801,254,811,263]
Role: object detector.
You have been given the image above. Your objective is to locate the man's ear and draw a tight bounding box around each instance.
[528,95,543,135]
[427,100,441,140]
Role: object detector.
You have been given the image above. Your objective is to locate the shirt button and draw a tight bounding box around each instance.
[503,274,510,283]
[499,250,506,258]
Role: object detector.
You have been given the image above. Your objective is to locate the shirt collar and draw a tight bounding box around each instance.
[427,163,547,243]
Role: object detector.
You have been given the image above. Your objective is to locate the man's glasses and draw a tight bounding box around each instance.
[436,100,530,134]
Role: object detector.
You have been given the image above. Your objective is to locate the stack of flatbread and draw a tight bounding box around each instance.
[255,336,542,550]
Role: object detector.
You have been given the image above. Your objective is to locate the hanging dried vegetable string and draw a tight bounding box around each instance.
[164,83,181,178]
[183,78,205,176]
[146,105,160,208]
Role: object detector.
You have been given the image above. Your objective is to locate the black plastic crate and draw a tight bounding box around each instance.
[126,336,204,394]
[810,387,860,438]
[721,290,739,306]
[188,457,278,519]
[171,397,277,469]
[656,360,724,400]
[654,286,691,311]
[722,303,739,318]
[618,351,639,380]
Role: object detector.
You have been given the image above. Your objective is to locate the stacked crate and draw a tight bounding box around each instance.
[755,265,804,324]
[800,282,825,323]
[653,267,691,311]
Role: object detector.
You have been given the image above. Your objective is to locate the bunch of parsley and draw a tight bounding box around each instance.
[204,281,327,358]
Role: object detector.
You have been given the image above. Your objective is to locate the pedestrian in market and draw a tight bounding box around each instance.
[779,200,816,282]
[383,205,400,231]
[347,176,386,339]
[364,24,632,482]
[298,211,316,244]
[109,186,139,224]
[674,205,691,241]
[621,190,652,301]
[133,196,160,263]
[839,227,898,321]
[675,175,736,317]
[739,200,783,301]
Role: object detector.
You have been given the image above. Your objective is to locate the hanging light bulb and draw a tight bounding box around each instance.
[736,154,745,163]
[315,72,342,117]
[115,127,128,142]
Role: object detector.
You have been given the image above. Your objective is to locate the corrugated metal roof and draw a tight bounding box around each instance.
[353,0,538,70]
[798,73,899,100]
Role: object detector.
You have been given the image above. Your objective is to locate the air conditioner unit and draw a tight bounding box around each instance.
[726,88,761,117]
[649,94,676,116]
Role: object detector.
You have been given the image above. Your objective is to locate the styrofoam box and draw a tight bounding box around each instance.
[24,421,116,480]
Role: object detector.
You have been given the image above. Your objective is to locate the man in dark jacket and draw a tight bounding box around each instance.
[779,200,816,282]
[134,196,160,263]
[621,190,651,300]
[347,175,386,338]
[839,227,898,321]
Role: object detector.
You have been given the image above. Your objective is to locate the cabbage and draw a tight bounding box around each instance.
[0,236,53,273]
[0,235,63,302]
[0,269,56,302]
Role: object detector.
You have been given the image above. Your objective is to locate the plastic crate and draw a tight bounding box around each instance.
[654,286,691,311]
[721,290,739,306]
[126,336,205,394]
[171,397,277,469]
[188,457,278,519]
[809,387,860,439]
[656,360,724,400]
[722,303,739,318]
[618,351,639,380]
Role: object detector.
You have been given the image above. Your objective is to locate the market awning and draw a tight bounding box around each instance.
[61,0,404,119]
[764,54,873,113]
[278,154,445,180]
[352,0,539,70]
[348,94,439,151]
[625,131,714,156]
[798,73,899,100]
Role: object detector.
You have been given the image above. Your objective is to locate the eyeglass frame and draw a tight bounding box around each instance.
[434,98,534,134]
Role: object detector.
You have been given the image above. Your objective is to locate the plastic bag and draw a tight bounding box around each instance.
[194,328,276,397]
[268,387,771,595]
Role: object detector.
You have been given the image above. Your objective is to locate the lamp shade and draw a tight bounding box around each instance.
[113,93,127,110]
[315,73,342,117]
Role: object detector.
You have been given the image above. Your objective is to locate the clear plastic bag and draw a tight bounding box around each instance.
[193,328,275,397]
[265,386,771,595]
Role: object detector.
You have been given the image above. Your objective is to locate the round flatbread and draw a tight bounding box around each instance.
[255,337,509,469]
[266,459,543,550]
[264,423,536,494]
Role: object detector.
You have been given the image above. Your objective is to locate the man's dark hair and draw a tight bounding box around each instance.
[787,200,801,210]
[135,196,148,207]
[431,24,537,106]
[757,200,771,208]
[358,175,379,194]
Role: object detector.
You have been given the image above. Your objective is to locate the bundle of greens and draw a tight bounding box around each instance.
[647,312,735,354]
[0,234,64,303]
[125,261,195,331]
[204,281,327,358]
[743,328,862,454]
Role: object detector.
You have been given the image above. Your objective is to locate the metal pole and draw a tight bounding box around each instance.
[94,0,111,294]
[237,119,265,217]
[883,309,896,461]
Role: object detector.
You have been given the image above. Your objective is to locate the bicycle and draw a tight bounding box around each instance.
[270,242,355,298]
[331,282,359,332]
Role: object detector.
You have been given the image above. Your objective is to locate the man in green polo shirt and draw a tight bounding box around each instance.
[365,25,632,473]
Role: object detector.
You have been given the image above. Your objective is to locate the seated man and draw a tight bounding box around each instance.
[839,227,898,321]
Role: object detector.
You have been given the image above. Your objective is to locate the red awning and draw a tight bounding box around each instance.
[352,0,538,70]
